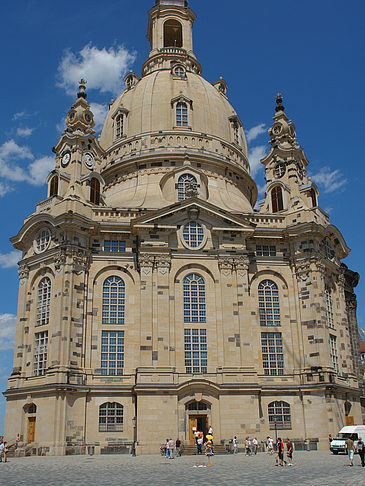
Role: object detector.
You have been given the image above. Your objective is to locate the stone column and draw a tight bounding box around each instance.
[139,254,155,366]
[154,255,172,367]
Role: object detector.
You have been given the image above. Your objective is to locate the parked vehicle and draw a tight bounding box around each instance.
[330,426,365,454]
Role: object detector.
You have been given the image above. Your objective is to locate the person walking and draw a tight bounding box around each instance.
[0,441,4,462]
[286,438,294,466]
[252,437,258,455]
[244,437,250,456]
[233,436,238,454]
[356,438,365,467]
[176,438,181,457]
[345,436,355,467]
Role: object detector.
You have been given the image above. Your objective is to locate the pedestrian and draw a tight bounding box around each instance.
[176,438,181,457]
[286,438,294,466]
[0,441,8,463]
[275,438,285,466]
[15,433,20,450]
[345,436,355,466]
[233,436,238,454]
[356,438,364,467]
[0,441,3,462]
[197,435,203,454]
[208,425,213,435]
[267,436,274,454]
[328,434,333,447]
[165,438,170,458]
[252,437,258,455]
[168,438,175,459]
[247,437,252,455]
[194,430,200,445]
[245,437,250,456]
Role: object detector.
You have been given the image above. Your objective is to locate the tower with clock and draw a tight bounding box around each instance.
[4,0,361,456]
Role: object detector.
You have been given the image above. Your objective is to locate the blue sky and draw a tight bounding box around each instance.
[0,0,364,433]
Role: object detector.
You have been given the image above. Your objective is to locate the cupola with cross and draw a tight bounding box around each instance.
[51,80,105,205]
[260,94,320,216]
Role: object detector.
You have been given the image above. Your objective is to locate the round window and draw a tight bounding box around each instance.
[34,228,51,253]
[182,222,204,248]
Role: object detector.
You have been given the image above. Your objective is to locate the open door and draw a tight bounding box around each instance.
[189,416,197,445]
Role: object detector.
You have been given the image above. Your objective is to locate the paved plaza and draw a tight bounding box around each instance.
[0,451,364,485]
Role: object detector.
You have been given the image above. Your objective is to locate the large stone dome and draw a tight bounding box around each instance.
[100,69,248,162]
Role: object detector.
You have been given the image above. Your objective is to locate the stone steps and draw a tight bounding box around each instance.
[181,444,229,455]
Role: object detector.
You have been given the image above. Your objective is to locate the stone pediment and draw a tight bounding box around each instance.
[131,198,256,233]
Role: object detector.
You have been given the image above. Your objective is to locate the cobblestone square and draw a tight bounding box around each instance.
[0,451,364,486]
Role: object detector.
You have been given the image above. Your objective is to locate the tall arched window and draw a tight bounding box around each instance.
[36,277,51,327]
[176,102,188,127]
[99,402,124,432]
[90,178,100,205]
[183,273,206,323]
[268,401,291,430]
[310,188,317,208]
[164,19,183,48]
[102,276,125,324]
[178,174,197,201]
[271,186,283,213]
[258,280,280,326]
[50,175,58,197]
[115,114,124,139]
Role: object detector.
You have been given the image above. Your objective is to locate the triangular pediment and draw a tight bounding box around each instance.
[131,198,256,232]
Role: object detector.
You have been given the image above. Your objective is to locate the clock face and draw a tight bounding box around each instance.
[61,151,71,167]
[274,162,286,178]
[84,152,94,169]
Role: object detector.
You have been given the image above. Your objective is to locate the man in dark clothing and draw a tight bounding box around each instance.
[176,438,181,457]
[356,438,365,467]
[275,438,285,466]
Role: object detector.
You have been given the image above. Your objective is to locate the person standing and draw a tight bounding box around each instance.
[208,425,213,435]
[165,438,170,458]
[345,436,355,467]
[168,438,175,459]
[286,438,294,466]
[252,437,258,455]
[176,438,181,457]
[267,436,274,454]
[197,435,203,454]
[233,436,238,454]
[0,441,4,462]
[275,438,285,466]
[244,437,250,456]
[15,434,20,450]
[356,438,365,467]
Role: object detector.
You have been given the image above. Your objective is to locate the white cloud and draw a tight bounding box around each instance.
[90,102,108,133]
[246,123,266,144]
[248,145,267,177]
[12,112,26,121]
[311,167,348,194]
[16,127,34,138]
[0,250,21,269]
[0,140,54,188]
[0,313,17,351]
[57,44,136,96]
[0,181,13,197]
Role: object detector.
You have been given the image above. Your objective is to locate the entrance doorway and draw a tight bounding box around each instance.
[189,415,208,445]
[28,417,36,443]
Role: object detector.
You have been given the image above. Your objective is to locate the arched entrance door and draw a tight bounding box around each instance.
[186,401,211,445]
[24,403,37,443]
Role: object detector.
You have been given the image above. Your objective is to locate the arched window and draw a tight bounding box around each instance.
[271,186,283,213]
[99,402,124,432]
[178,174,197,201]
[176,102,188,127]
[174,66,185,77]
[258,280,280,326]
[268,401,291,430]
[310,188,317,208]
[50,175,58,197]
[25,404,37,414]
[102,276,125,324]
[183,274,206,322]
[90,178,100,205]
[115,114,124,139]
[36,277,51,327]
[164,19,183,48]
[182,222,204,248]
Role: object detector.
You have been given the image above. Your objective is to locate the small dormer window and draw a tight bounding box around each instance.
[116,114,124,139]
[176,102,188,127]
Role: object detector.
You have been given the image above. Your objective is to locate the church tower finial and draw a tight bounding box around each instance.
[275,93,284,113]
[77,79,87,99]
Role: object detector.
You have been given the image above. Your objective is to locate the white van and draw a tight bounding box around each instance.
[330,426,365,454]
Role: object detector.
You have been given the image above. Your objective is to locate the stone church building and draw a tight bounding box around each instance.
[4,0,361,455]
